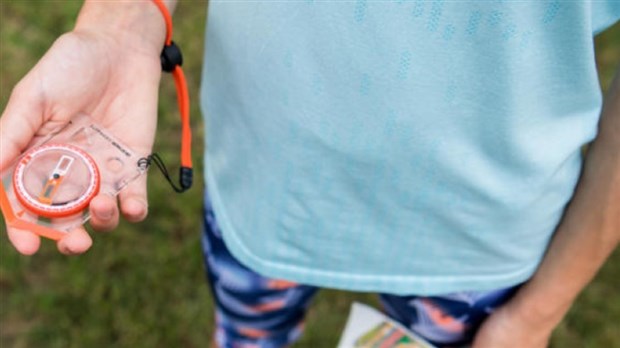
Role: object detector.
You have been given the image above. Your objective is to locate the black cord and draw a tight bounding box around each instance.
[139,153,192,193]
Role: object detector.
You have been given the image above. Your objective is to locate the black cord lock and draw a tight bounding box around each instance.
[160,41,183,72]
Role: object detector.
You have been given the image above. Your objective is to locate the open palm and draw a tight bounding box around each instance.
[1,27,162,255]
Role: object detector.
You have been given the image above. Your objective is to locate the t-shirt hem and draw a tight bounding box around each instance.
[206,166,537,296]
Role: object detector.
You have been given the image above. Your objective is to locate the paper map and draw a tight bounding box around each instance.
[338,303,437,348]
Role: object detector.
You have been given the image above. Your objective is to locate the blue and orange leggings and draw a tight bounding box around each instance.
[202,195,519,348]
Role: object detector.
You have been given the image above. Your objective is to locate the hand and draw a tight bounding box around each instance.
[472,303,553,348]
[1,3,165,255]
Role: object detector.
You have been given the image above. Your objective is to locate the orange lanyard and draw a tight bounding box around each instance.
[150,0,192,192]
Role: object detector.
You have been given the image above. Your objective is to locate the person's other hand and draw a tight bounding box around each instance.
[0,2,166,255]
[471,302,553,348]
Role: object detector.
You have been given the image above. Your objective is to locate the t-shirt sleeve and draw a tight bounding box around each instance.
[591,0,620,35]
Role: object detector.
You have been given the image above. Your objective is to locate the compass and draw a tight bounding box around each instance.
[12,144,100,218]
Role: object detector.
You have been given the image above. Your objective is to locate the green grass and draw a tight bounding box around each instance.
[1,2,619,347]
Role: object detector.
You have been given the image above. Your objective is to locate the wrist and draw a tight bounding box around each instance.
[504,286,571,331]
[74,0,172,55]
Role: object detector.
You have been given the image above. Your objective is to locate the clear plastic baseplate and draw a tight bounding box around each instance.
[0,113,148,240]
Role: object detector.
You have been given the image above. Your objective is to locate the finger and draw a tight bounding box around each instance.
[6,225,41,255]
[89,194,120,232]
[57,227,92,255]
[0,79,44,171]
[97,57,159,224]
[107,62,161,222]
[118,174,149,223]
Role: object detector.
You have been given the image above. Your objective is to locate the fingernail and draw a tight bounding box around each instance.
[128,198,148,216]
[58,241,76,255]
[64,245,77,255]
[97,207,114,220]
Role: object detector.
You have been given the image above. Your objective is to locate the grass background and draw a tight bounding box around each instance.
[0,2,618,347]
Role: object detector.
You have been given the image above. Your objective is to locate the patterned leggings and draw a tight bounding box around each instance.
[202,195,519,348]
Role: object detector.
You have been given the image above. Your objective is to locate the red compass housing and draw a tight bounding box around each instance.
[12,143,100,218]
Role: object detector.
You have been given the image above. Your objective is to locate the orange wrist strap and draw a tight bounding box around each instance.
[151,0,193,192]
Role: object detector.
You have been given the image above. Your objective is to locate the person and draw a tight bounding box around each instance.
[1,1,619,347]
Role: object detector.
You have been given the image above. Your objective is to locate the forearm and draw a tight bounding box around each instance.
[507,67,620,328]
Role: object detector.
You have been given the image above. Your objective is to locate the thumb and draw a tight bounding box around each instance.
[1,80,46,254]
[0,79,45,171]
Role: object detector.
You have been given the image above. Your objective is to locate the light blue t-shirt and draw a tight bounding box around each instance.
[200,1,620,295]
